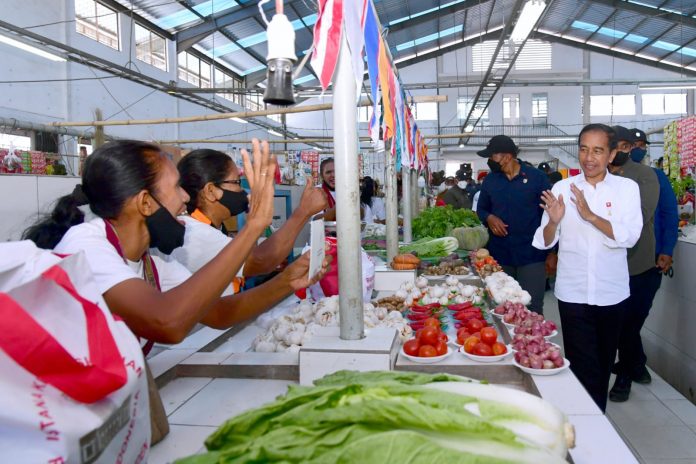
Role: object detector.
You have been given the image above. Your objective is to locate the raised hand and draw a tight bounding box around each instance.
[241,139,276,230]
[540,189,565,225]
[297,176,328,218]
[282,252,333,290]
[569,184,596,222]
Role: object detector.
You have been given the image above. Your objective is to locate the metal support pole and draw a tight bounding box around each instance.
[385,141,399,263]
[402,165,412,243]
[410,169,419,218]
[333,31,364,340]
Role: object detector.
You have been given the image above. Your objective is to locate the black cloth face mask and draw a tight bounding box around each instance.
[146,195,185,255]
[487,158,503,173]
[611,151,630,167]
[219,189,249,217]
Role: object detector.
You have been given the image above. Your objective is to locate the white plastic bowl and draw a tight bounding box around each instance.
[512,357,570,376]
[401,346,453,364]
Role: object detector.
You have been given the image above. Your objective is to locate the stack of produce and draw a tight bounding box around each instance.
[494,301,532,325]
[449,301,487,331]
[485,272,532,305]
[30,151,47,174]
[393,277,484,308]
[390,253,420,270]
[513,334,565,370]
[251,296,412,353]
[412,205,480,239]
[514,317,557,337]
[371,295,407,313]
[398,236,459,258]
[178,370,576,463]
[402,317,449,356]
[470,248,503,277]
[420,253,470,276]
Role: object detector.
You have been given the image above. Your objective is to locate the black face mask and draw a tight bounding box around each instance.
[487,158,503,173]
[146,196,185,255]
[219,189,249,217]
[611,151,630,167]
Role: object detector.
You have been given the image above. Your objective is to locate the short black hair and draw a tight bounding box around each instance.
[578,123,617,151]
[320,157,334,174]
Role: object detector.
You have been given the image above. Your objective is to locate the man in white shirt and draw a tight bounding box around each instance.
[533,123,643,412]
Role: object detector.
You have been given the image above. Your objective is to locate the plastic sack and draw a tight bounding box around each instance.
[305,237,375,301]
[0,241,149,464]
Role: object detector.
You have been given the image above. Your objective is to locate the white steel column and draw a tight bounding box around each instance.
[333,31,364,340]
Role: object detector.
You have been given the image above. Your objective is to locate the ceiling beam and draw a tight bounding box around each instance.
[99,0,173,40]
[534,30,696,77]
[380,0,480,36]
[589,0,696,29]
[393,29,504,71]
[176,3,263,51]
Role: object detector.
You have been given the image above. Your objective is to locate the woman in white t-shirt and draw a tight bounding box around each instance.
[360,176,378,224]
[174,149,328,295]
[23,139,329,345]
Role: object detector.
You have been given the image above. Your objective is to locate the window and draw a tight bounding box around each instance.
[414,102,438,121]
[0,133,31,150]
[641,93,687,115]
[457,96,489,122]
[503,94,520,123]
[515,40,552,70]
[472,39,552,72]
[178,51,211,88]
[532,93,548,126]
[590,95,635,116]
[75,0,119,50]
[358,106,371,123]
[245,93,264,112]
[134,24,167,71]
[214,68,244,106]
[268,113,281,123]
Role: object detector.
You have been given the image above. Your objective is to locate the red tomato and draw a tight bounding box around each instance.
[438,332,448,343]
[457,327,471,339]
[464,336,479,354]
[415,328,424,339]
[467,319,484,333]
[473,342,493,356]
[403,339,420,356]
[480,327,498,346]
[492,342,507,356]
[420,327,440,346]
[418,345,438,357]
[434,340,448,356]
[424,317,441,329]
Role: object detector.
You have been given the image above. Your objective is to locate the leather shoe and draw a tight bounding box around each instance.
[632,366,652,384]
[609,376,632,402]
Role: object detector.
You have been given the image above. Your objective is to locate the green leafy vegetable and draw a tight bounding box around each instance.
[176,371,574,464]
[413,206,481,239]
[399,237,459,257]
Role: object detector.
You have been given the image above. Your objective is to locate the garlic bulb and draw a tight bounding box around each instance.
[446,276,458,286]
[395,289,408,299]
[285,344,301,354]
[415,276,428,289]
[255,341,276,352]
[438,295,449,306]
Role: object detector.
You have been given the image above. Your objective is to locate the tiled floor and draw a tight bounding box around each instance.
[149,292,696,463]
[543,292,696,464]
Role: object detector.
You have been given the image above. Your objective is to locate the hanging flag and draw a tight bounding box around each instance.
[343,0,368,95]
[378,39,395,141]
[311,0,344,90]
[363,2,381,144]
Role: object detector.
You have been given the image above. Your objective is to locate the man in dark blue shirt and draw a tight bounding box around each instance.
[476,135,550,314]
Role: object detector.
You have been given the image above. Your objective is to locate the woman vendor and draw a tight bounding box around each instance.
[24,139,330,345]
[174,148,328,294]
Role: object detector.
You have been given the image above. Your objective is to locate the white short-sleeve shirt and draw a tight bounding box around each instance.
[166,215,243,296]
[54,218,192,295]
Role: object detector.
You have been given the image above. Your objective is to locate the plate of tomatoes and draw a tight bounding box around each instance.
[457,326,510,363]
[401,317,453,364]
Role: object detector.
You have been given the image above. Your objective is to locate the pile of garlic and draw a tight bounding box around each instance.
[393,276,485,306]
[251,295,412,353]
[484,271,532,306]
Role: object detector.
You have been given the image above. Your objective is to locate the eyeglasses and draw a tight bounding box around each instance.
[218,179,242,186]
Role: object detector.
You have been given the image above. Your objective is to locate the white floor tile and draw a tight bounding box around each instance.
[618,424,696,459]
[149,424,216,464]
[158,377,213,416]
[606,400,684,430]
[168,378,296,427]
[663,400,696,426]
[646,376,686,400]
[642,459,696,464]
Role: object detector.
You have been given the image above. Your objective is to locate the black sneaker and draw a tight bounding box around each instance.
[609,376,632,402]
[632,366,652,384]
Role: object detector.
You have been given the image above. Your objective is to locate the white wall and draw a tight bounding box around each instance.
[0,174,81,241]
